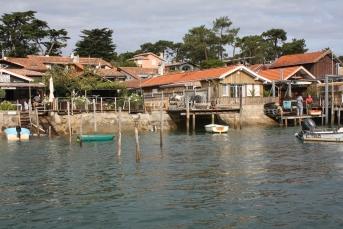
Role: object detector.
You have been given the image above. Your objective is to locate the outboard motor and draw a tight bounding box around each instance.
[302,118,316,132]
[16,125,21,139]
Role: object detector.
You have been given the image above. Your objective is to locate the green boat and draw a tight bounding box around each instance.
[77,134,114,142]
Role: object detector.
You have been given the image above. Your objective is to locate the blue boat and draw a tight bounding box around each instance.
[4,127,31,141]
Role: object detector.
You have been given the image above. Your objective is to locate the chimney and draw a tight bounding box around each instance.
[158,52,165,75]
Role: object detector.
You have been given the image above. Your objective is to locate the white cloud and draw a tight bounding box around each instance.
[1,0,342,55]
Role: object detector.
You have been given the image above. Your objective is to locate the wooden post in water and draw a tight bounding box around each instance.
[211,113,215,124]
[93,99,97,132]
[337,108,341,127]
[325,76,329,125]
[331,81,335,126]
[192,113,196,133]
[160,92,163,148]
[116,107,122,156]
[48,126,51,138]
[80,113,83,135]
[67,102,72,143]
[100,97,103,113]
[35,108,40,136]
[135,120,141,162]
[186,96,190,134]
[239,88,243,129]
[114,97,117,112]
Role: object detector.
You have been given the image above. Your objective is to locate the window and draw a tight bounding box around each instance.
[230,85,242,98]
[247,84,260,96]
[222,84,229,96]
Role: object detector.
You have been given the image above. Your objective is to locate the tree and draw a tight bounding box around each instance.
[139,40,174,55]
[113,52,137,67]
[74,28,116,61]
[182,25,217,64]
[262,28,287,60]
[236,35,269,64]
[339,56,343,63]
[43,29,69,56]
[0,11,69,57]
[281,38,308,55]
[212,16,239,60]
[200,59,225,69]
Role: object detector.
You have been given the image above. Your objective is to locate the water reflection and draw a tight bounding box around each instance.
[1,127,343,228]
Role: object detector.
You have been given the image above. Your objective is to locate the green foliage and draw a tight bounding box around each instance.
[200,59,225,69]
[74,28,116,61]
[262,28,287,60]
[44,65,126,97]
[113,52,137,67]
[281,39,308,56]
[212,16,239,60]
[0,89,5,99]
[236,35,269,64]
[339,56,343,63]
[182,25,218,64]
[0,11,69,57]
[0,101,15,110]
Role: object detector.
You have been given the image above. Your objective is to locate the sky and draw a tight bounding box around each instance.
[1,0,342,56]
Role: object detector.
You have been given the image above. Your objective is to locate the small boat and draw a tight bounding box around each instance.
[4,127,31,141]
[77,134,114,142]
[205,124,229,133]
[295,118,343,142]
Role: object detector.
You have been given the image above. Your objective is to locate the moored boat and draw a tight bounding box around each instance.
[77,134,114,142]
[205,124,229,133]
[295,118,343,142]
[4,127,31,141]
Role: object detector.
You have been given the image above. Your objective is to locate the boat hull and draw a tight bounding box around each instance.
[4,127,31,141]
[296,130,343,142]
[77,134,114,142]
[205,124,229,133]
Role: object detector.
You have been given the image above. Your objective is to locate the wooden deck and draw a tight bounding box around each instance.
[278,114,325,127]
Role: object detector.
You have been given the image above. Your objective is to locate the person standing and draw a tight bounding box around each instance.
[296,94,304,116]
[305,95,313,114]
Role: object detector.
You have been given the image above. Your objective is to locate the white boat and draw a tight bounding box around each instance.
[4,127,31,141]
[295,119,343,142]
[205,124,229,133]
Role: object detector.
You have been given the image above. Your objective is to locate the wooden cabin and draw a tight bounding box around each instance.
[270,50,341,79]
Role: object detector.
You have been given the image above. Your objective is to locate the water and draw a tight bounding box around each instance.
[1,127,343,228]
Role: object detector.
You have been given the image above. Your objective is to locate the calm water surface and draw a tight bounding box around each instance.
[1,127,343,228]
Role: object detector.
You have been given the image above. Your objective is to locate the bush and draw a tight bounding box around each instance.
[0,101,16,110]
[0,89,5,99]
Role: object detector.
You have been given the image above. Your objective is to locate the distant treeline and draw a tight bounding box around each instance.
[0,11,340,68]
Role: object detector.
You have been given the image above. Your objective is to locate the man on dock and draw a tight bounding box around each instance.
[296,94,304,116]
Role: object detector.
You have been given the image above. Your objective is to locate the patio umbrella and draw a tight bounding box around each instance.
[48,76,55,102]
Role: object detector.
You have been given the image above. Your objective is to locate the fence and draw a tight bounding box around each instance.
[143,90,279,111]
[51,96,144,114]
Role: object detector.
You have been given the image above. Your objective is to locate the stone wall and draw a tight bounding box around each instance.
[46,111,177,135]
[219,104,277,127]
[0,111,20,133]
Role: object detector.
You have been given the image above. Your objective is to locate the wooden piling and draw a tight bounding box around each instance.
[80,113,83,135]
[67,102,72,143]
[135,120,141,162]
[116,107,122,156]
[337,108,341,127]
[192,113,196,133]
[186,97,190,134]
[35,108,40,136]
[93,99,97,132]
[211,113,215,124]
[160,92,163,148]
[48,126,51,138]
[331,81,335,126]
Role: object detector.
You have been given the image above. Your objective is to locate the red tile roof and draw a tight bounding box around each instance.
[3,55,113,72]
[118,67,158,79]
[271,50,330,68]
[257,66,316,81]
[135,65,265,88]
[7,68,43,77]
